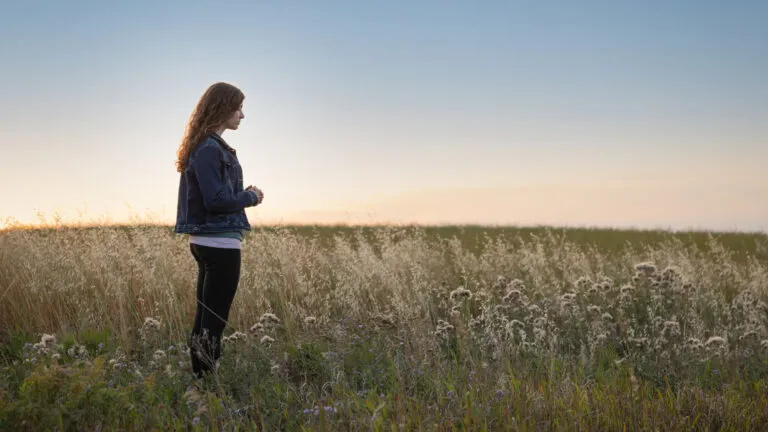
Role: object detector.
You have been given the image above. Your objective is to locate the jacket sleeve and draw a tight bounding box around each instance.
[193,145,259,213]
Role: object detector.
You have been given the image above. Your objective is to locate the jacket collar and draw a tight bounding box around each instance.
[210,133,237,155]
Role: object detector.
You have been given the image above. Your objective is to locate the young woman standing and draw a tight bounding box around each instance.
[174,82,264,377]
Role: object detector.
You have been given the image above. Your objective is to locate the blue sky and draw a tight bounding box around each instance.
[1,1,766,231]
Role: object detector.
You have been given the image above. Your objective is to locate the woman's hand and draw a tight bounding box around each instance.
[246,185,264,204]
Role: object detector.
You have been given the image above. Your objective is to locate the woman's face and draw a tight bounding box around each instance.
[224,103,245,130]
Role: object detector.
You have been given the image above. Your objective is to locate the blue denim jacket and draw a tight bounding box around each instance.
[174,133,259,234]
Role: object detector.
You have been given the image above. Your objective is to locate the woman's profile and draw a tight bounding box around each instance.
[173,82,264,378]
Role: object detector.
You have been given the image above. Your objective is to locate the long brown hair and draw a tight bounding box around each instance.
[175,82,245,172]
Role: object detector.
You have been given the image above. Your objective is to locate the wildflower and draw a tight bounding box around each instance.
[587,305,601,316]
[270,363,280,374]
[527,304,542,315]
[503,289,522,303]
[574,277,592,291]
[598,277,613,290]
[259,313,281,324]
[705,336,726,347]
[629,337,648,348]
[587,285,599,295]
[446,390,455,398]
[223,331,247,345]
[449,286,473,301]
[435,320,454,340]
[40,333,57,347]
[153,350,167,362]
[260,335,275,345]
[620,284,634,294]
[495,389,505,398]
[739,331,758,342]
[509,319,525,329]
[143,317,162,331]
[601,312,613,322]
[634,262,657,275]
[660,266,680,281]
[304,316,316,324]
[686,338,704,352]
[760,340,768,351]
[619,292,633,306]
[323,406,337,414]
[51,353,61,361]
[32,342,49,356]
[492,275,509,291]
[250,322,264,333]
[661,321,680,338]
[509,279,526,291]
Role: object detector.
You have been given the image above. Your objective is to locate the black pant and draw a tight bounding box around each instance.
[188,243,241,377]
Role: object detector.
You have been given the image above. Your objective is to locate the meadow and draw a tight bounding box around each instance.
[1,223,768,431]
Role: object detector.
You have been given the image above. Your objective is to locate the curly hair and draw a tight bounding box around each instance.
[175,82,245,173]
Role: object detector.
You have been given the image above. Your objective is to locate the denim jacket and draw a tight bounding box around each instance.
[174,133,259,234]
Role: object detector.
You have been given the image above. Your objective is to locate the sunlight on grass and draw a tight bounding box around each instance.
[1,221,768,430]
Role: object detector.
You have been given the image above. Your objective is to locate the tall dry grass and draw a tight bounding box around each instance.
[2,224,768,430]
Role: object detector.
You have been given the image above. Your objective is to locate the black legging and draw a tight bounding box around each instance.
[188,243,241,377]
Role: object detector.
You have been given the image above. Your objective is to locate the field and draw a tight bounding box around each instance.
[1,224,768,430]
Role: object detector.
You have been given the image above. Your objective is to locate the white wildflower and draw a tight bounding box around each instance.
[223,331,248,345]
[435,319,455,340]
[259,313,281,324]
[574,277,592,290]
[739,331,758,342]
[503,289,522,303]
[705,336,726,347]
[260,335,275,345]
[304,316,316,324]
[143,317,162,331]
[40,334,57,347]
[509,319,525,329]
[527,304,542,315]
[449,286,473,301]
[153,350,167,362]
[662,321,680,338]
[634,262,657,275]
[492,275,509,291]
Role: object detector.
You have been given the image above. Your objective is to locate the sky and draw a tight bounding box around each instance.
[1,1,766,232]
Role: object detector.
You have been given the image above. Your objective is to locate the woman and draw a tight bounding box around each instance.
[174,82,264,377]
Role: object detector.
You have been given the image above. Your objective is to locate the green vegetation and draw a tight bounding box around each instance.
[1,224,767,430]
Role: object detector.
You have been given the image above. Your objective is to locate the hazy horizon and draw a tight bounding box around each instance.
[2,1,767,232]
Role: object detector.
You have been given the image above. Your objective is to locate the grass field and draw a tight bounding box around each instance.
[1,224,768,430]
